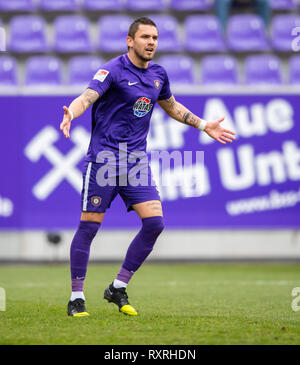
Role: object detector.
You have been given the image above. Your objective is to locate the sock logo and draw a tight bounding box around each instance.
[91,196,102,207]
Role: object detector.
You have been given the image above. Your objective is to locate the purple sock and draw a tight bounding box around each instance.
[116,267,134,284]
[118,216,164,282]
[72,278,84,292]
[70,220,100,291]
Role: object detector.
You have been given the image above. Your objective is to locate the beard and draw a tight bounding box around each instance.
[133,47,154,62]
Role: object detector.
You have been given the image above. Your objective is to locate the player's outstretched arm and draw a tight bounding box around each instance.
[60,88,100,138]
[158,95,236,144]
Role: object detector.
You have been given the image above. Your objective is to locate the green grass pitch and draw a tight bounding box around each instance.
[0,262,300,345]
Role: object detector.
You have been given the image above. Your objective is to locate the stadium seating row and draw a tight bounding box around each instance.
[1,14,300,54]
[0,0,299,12]
[1,54,299,87]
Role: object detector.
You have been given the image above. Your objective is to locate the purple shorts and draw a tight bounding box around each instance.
[80,161,160,213]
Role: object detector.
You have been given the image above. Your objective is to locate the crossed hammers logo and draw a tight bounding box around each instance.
[25,126,90,200]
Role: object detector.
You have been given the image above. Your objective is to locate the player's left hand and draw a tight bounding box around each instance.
[204,117,236,144]
[60,106,72,139]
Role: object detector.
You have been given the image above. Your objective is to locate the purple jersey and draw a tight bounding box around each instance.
[86,54,172,163]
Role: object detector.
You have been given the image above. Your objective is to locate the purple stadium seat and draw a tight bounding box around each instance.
[148,15,180,52]
[54,16,92,53]
[9,16,48,53]
[83,0,124,10]
[40,0,80,11]
[201,55,238,85]
[69,56,104,86]
[126,0,167,11]
[98,15,133,53]
[227,14,268,52]
[0,56,17,86]
[245,55,282,85]
[0,0,35,11]
[271,15,300,52]
[170,0,214,11]
[184,15,225,52]
[26,56,62,86]
[289,55,300,84]
[158,55,195,85]
[270,0,297,10]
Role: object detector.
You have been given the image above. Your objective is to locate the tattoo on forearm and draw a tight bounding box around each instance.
[176,107,183,118]
[83,88,99,107]
[165,96,176,108]
[80,99,86,113]
[183,112,191,124]
[161,97,200,129]
[181,110,200,128]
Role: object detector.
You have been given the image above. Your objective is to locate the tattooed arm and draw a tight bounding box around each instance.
[158,95,203,129]
[158,95,236,145]
[60,88,100,138]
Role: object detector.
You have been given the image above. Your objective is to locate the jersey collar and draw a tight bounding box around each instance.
[123,54,151,73]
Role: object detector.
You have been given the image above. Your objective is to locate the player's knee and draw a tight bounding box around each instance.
[142,216,164,237]
[154,216,165,235]
[78,220,101,242]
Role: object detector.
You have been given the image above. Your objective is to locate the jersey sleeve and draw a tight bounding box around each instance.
[87,67,114,96]
[158,67,172,101]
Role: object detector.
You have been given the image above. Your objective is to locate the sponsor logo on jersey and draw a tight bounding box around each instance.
[154,80,160,89]
[133,97,153,118]
[93,69,109,82]
[91,196,102,207]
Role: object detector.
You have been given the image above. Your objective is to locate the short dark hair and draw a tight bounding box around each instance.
[128,17,157,39]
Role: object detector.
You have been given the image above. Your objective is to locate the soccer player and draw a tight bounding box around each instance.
[60,17,235,317]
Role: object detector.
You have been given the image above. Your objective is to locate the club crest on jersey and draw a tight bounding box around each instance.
[133,97,153,118]
[154,80,160,89]
[93,69,109,82]
[91,196,102,207]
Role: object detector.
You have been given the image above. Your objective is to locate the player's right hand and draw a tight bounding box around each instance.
[60,106,72,138]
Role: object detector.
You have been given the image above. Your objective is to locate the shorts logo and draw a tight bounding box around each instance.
[133,97,153,118]
[91,196,102,207]
[154,80,160,89]
[93,69,109,82]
